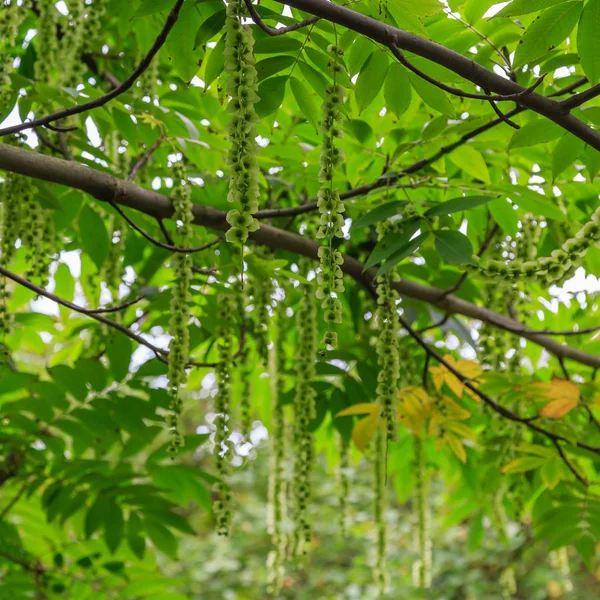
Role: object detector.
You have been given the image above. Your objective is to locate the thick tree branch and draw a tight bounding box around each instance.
[273,0,600,150]
[1,143,598,370]
[0,0,184,138]
[559,82,600,111]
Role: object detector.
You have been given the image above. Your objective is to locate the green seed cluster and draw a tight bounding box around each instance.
[35,0,60,83]
[266,298,288,593]
[223,0,260,244]
[412,436,432,589]
[238,347,252,438]
[166,162,194,452]
[137,47,159,103]
[249,251,272,363]
[1,172,25,265]
[337,435,350,538]
[292,272,318,555]
[499,566,517,599]
[373,427,389,596]
[102,215,125,300]
[83,0,106,54]
[59,0,86,87]
[472,207,600,284]
[315,45,346,346]
[0,0,29,106]
[214,293,234,536]
[31,209,56,287]
[375,272,400,440]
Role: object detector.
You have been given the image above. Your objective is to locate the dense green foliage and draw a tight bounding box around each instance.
[1,0,600,598]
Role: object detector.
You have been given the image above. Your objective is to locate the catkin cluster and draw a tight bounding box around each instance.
[214,293,234,536]
[471,207,600,284]
[166,161,194,452]
[83,0,106,54]
[0,0,29,106]
[60,0,87,87]
[266,297,288,593]
[375,272,400,440]
[315,44,346,346]
[412,437,432,589]
[336,435,350,537]
[35,0,60,83]
[223,0,260,244]
[373,427,389,596]
[292,273,318,555]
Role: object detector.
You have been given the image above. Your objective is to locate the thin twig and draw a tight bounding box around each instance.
[560,82,600,112]
[389,44,546,102]
[43,123,78,133]
[128,135,165,182]
[109,201,221,254]
[86,295,145,314]
[486,96,520,129]
[243,0,319,35]
[417,313,450,334]
[0,480,29,520]
[0,0,185,137]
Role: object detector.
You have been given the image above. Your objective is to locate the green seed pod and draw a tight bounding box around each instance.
[475,206,600,284]
[0,0,29,106]
[35,0,60,83]
[412,436,432,589]
[336,434,350,538]
[83,0,106,54]
[266,296,288,593]
[59,0,86,87]
[499,565,517,599]
[375,271,399,440]
[292,265,318,555]
[214,293,235,536]
[315,47,347,345]
[373,427,389,596]
[31,209,56,287]
[223,0,260,244]
[166,161,194,452]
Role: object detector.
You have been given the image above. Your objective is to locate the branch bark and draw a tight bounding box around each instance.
[1,142,598,370]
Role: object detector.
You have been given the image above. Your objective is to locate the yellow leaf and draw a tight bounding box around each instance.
[429,354,481,399]
[336,403,380,418]
[352,413,380,452]
[531,378,579,402]
[446,421,477,441]
[441,396,471,421]
[540,397,579,418]
[445,434,467,463]
[502,455,549,474]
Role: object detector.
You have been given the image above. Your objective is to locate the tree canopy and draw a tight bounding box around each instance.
[1,0,600,597]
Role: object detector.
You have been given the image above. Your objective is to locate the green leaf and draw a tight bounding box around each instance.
[508,119,564,149]
[348,36,374,76]
[352,200,407,230]
[577,0,600,85]
[297,60,328,98]
[255,76,287,118]
[290,77,319,131]
[426,195,494,217]
[103,501,124,554]
[384,63,412,120]
[355,51,389,114]
[495,0,571,18]
[584,145,600,179]
[552,133,585,180]
[166,0,202,82]
[364,218,422,269]
[194,10,226,49]
[135,0,174,17]
[256,55,295,81]
[489,198,518,237]
[144,520,178,558]
[79,206,109,271]
[203,34,226,89]
[105,337,133,382]
[502,455,550,473]
[85,495,110,539]
[254,37,303,55]
[503,186,566,220]
[447,145,491,184]
[434,230,474,264]
[513,2,584,68]
[377,231,430,275]
[409,73,455,117]
[345,120,374,144]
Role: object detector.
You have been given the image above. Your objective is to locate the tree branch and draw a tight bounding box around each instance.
[1,143,598,370]
[273,0,600,150]
[559,82,600,112]
[128,135,165,182]
[0,0,185,138]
